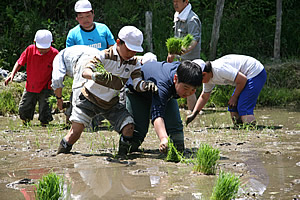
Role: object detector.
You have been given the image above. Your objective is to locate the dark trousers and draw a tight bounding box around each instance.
[19,89,53,123]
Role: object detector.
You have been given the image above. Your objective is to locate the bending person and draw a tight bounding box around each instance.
[186,55,267,127]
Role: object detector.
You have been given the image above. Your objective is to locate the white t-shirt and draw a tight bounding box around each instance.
[203,54,264,93]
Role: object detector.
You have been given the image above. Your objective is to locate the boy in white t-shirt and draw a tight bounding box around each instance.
[186,54,267,126]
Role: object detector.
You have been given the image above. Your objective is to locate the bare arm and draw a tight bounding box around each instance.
[186,91,211,126]
[228,72,247,107]
[181,40,198,55]
[54,88,64,110]
[82,68,93,80]
[153,117,169,152]
[5,61,22,86]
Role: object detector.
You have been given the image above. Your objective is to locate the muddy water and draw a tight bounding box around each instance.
[0,108,299,199]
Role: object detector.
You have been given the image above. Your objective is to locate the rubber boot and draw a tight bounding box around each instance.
[57,138,73,154]
[118,135,132,156]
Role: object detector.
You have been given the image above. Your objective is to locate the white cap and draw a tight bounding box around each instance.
[142,52,157,65]
[75,0,92,12]
[118,26,143,52]
[34,30,53,49]
[192,59,205,72]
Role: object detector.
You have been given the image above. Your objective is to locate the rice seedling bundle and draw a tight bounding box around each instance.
[210,170,240,200]
[194,143,220,175]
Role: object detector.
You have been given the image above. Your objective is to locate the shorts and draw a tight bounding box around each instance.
[228,69,267,116]
[70,93,133,133]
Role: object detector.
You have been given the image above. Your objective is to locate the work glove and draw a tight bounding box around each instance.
[144,81,158,93]
[185,110,200,126]
[91,72,112,83]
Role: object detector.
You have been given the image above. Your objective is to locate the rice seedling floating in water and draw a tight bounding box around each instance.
[210,170,240,200]
[91,56,113,83]
[35,172,64,200]
[166,138,182,163]
[193,143,220,175]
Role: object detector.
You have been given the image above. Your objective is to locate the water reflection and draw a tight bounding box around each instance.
[70,163,152,199]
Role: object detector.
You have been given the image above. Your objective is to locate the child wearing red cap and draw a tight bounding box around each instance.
[5,29,59,126]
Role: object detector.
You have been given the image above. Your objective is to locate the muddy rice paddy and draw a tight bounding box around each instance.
[0,107,299,199]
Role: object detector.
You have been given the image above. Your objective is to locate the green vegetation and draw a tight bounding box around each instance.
[193,143,220,175]
[166,37,183,55]
[166,34,194,55]
[182,34,194,49]
[35,172,64,200]
[210,170,240,200]
[0,82,23,115]
[166,138,183,163]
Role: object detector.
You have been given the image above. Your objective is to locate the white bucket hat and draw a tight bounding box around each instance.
[118,26,143,52]
[192,59,206,72]
[34,30,53,49]
[75,0,92,12]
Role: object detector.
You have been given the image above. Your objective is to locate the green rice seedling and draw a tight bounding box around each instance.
[166,37,183,55]
[166,138,183,163]
[91,56,113,83]
[35,172,64,200]
[194,143,220,175]
[182,34,194,49]
[210,170,240,200]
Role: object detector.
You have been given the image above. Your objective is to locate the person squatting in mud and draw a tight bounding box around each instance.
[186,54,267,127]
[124,60,203,154]
[57,26,158,155]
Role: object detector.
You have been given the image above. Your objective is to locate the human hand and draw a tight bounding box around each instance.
[4,75,13,86]
[56,99,63,110]
[144,81,158,93]
[159,137,168,153]
[91,72,111,83]
[228,96,238,109]
[167,54,175,63]
[185,110,200,126]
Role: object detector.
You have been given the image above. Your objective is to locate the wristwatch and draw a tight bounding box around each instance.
[56,96,62,100]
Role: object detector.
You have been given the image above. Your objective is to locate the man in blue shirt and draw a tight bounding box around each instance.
[124,60,203,154]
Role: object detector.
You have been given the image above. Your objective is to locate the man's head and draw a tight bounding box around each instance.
[75,0,94,30]
[173,0,189,13]
[117,26,143,61]
[34,29,52,54]
[174,60,202,98]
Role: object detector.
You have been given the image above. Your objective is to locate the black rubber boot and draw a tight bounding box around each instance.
[57,138,73,154]
[118,135,132,156]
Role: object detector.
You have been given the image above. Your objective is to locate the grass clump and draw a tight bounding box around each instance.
[166,34,194,55]
[35,172,64,200]
[210,170,240,200]
[194,143,220,175]
[166,138,183,163]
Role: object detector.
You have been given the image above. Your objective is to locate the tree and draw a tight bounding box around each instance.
[274,0,282,60]
[209,0,225,60]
